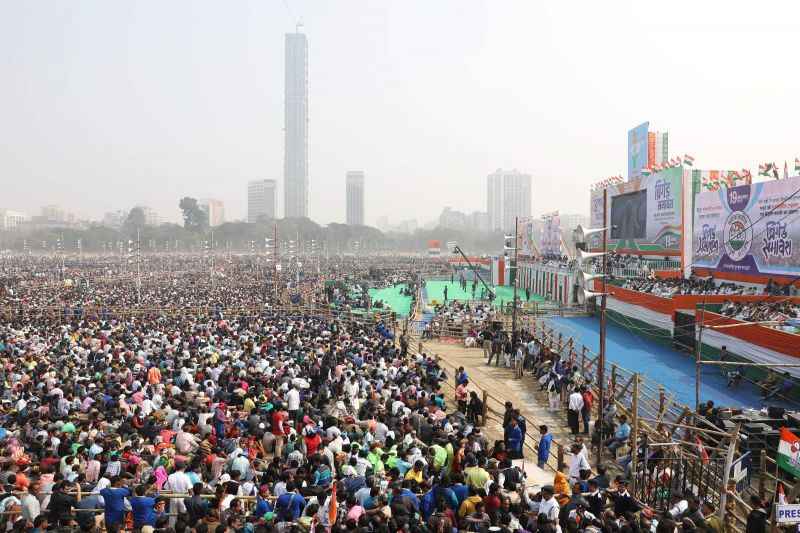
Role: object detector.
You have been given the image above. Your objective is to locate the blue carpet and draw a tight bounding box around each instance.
[547,316,790,410]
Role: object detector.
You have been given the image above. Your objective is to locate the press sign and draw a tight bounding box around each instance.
[776,504,800,524]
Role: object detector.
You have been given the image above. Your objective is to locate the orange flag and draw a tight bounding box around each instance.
[328,482,338,526]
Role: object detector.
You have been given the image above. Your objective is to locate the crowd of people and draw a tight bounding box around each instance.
[0,252,760,533]
[618,277,754,299]
[427,302,496,344]
[535,256,576,272]
[719,300,800,332]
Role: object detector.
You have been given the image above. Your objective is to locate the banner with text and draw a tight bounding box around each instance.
[693,176,800,276]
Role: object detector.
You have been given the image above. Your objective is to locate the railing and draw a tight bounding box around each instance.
[589,259,682,278]
[529,318,754,528]
[0,303,398,332]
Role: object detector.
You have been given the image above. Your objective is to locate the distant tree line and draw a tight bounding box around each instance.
[0,197,504,254]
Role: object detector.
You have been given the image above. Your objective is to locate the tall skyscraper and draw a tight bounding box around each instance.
[346,171,365,226]
[487,169,532,232]
[248,179,277,223]
[284,32,309,218]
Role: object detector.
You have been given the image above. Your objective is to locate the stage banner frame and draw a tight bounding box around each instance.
[590,166,683,255]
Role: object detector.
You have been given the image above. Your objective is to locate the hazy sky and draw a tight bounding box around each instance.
[2,1,799,226]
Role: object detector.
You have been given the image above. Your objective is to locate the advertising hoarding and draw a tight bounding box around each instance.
[628,122,650,180]
[540,215,562,256]
[692,176,800,276]
[590,166,683,254]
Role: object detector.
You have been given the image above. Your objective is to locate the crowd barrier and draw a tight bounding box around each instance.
[529,319,757,528]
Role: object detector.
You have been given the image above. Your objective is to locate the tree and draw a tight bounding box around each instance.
[122,207,146,236]
[179,197,207,232]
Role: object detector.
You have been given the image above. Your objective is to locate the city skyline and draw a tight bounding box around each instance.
[2,2,799,225]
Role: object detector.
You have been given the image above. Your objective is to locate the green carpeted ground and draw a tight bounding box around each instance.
[424,280,544,309]
[368,284,413,317]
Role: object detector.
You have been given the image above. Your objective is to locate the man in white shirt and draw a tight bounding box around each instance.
[286,385,300,423]
[537,485,561,532]
[567,388,584,435]
[166,462,192,526]
[568,444,590,484]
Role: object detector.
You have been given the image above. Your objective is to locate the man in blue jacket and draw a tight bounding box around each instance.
[537,425,552,469]
[506,418,523,459]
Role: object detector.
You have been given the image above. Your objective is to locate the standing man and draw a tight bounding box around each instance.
[482,329,492,360]
[166,461,192,527]
[536,425,552,469]
[287,384,301,424]
[99,477,131,533]
[580,385,594,435]
[505,417,523,459]
[567,387,584,435]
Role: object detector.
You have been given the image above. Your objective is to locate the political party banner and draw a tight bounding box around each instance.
[589,166,683,254]
[516,217,536,257]
[693,176,800,276]
[540,215,562,256]
[628,122,649,180]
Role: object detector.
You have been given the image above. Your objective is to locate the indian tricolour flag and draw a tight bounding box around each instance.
[778,428,800,477]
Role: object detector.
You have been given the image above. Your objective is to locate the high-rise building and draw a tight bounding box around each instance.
[284,32,309,218]
[346,171,365,226]
[133,205,161,226]
[487,169,532,232]
[102,210,127,229]
[248,179,277,223]
[438,207,468,230]
[199,199,225,227]
[40,205,66,223]
[0,209,26,231]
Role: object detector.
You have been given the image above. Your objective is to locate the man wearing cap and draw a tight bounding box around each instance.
[608,478,638,516]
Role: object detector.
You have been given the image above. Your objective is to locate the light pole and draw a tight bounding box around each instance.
[575,187,610,467]
[504,220,520,370]
[136,229,141,304]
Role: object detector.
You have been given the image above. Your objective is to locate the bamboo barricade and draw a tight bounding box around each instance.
[529,319,752,527]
